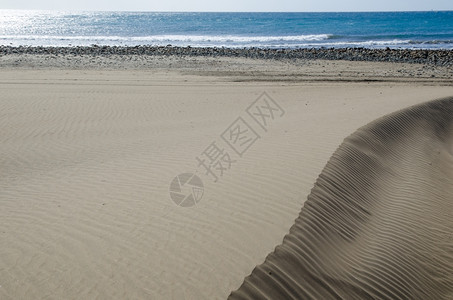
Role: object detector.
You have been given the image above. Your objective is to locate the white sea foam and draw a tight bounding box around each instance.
[0,34,332,47]
[0,34,451,49]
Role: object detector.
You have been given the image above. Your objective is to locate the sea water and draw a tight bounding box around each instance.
[1,10,452,49]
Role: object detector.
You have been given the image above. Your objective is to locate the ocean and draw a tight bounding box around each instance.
[1,10,453,49]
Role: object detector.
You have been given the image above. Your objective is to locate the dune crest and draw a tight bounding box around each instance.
[230,98,453,300]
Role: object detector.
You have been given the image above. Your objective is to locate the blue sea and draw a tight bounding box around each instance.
[1,10,453,49]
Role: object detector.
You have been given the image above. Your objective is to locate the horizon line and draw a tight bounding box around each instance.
[1,8,452,13]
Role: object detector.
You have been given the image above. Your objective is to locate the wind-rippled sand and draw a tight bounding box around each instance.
[0,60,452,299]
[230,98,453,299]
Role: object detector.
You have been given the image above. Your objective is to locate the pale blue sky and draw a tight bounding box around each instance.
[1,0,452,12]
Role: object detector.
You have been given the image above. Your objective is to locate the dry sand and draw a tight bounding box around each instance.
[0,56,452,299]
[230,98,453,299]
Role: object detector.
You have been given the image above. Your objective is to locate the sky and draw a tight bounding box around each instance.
[1,0,452,12]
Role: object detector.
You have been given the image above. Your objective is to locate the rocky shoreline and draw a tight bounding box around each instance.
[1,46,453,66]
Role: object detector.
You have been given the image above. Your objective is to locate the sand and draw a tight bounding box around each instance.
[0,56,452,299]
[230,98,453,299]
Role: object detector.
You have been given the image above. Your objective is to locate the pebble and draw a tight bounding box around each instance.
[0,45,452,66]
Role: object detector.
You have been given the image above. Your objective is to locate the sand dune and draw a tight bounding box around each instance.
[230,97,453,299]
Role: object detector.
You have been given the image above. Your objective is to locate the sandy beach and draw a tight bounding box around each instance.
[1,53,452,299]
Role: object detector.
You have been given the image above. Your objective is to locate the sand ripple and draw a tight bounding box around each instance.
[230,97,453,299]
